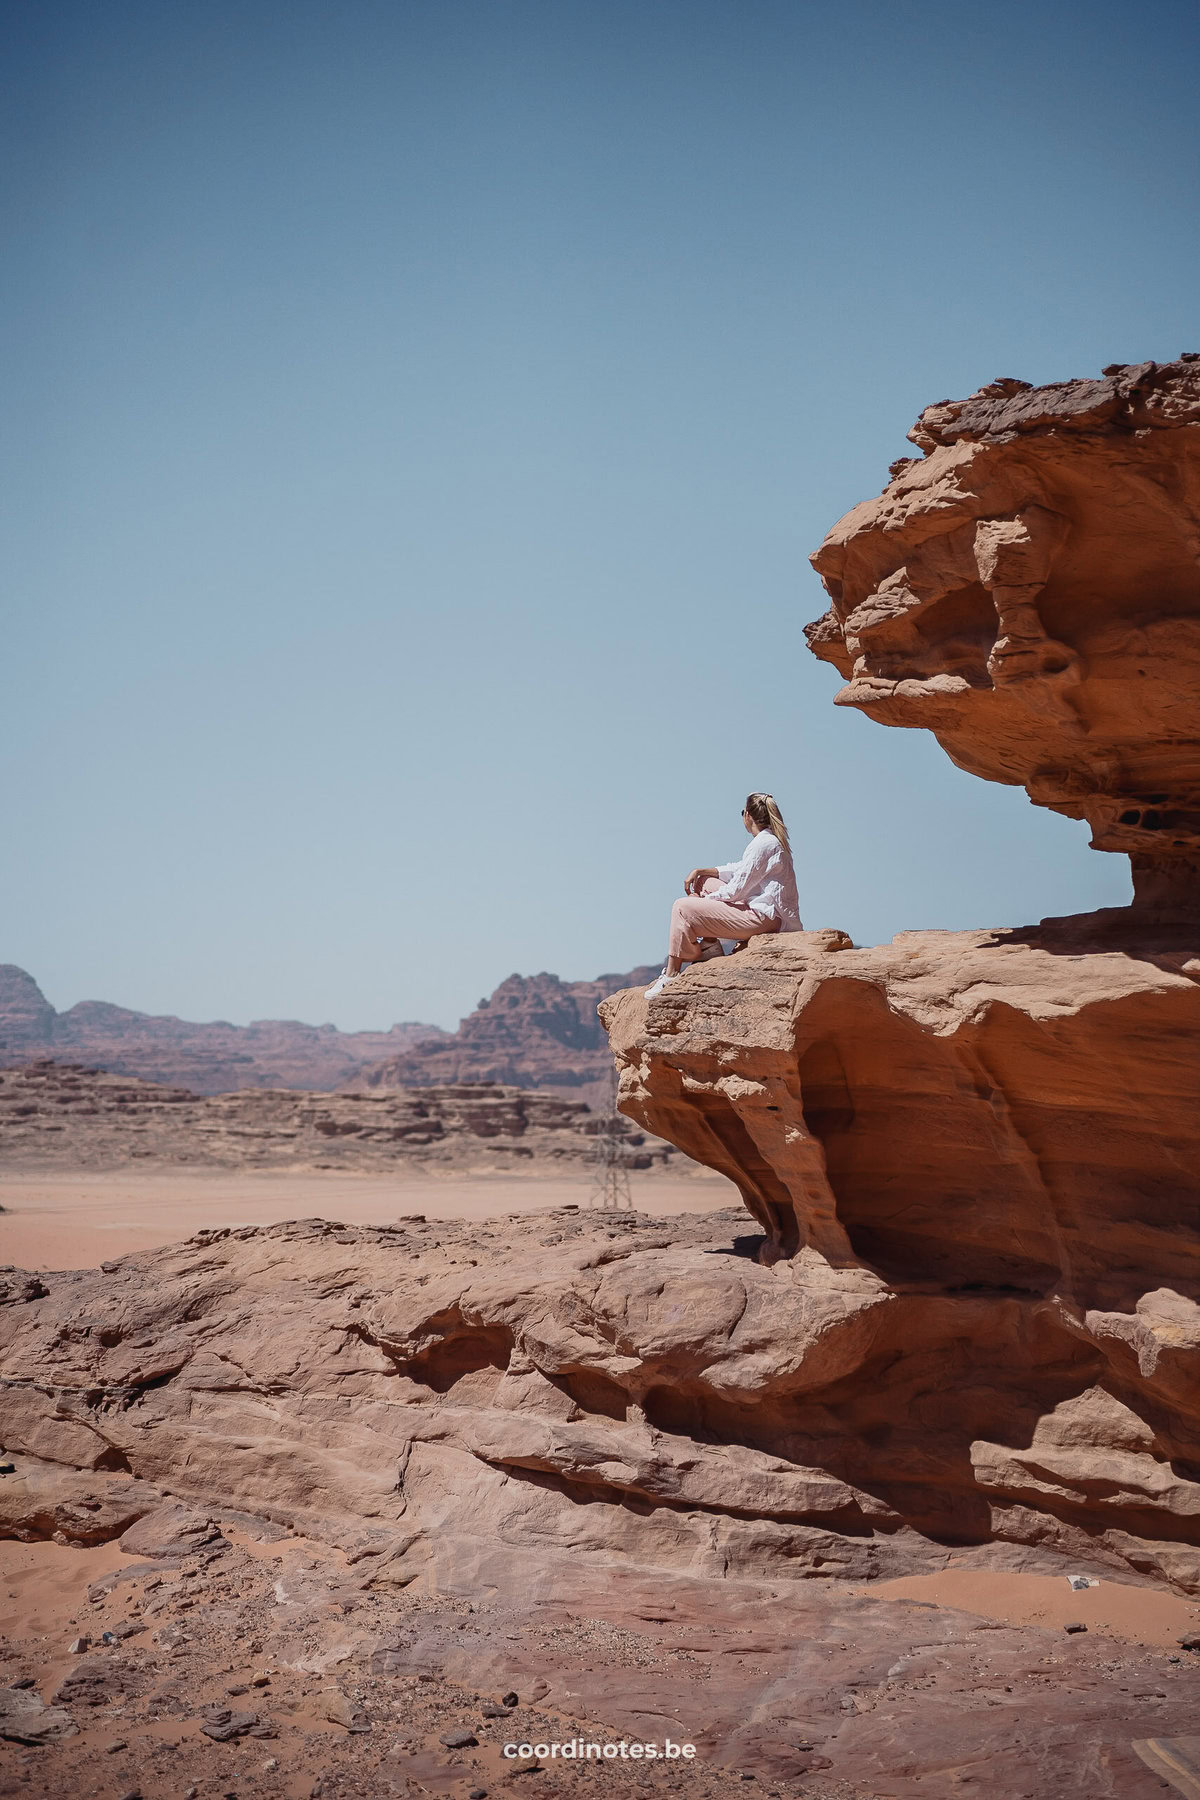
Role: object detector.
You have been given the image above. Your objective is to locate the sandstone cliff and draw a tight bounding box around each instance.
[599,360,1200,1586]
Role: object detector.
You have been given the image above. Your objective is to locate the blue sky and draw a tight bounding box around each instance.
[4,0,1198,1029]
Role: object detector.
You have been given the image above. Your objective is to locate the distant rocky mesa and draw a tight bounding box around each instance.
[600,359,1200,1581]
[0,963,444,1094]
[355,966,659,1110]
[0,961,656,1103]
[0,1061,676,1173]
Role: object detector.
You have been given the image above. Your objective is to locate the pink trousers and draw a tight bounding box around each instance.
[669,878,779,962]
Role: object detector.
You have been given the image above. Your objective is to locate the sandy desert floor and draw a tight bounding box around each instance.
[0,1167,738,1271]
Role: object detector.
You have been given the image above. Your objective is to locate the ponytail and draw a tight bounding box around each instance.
[745,791,790,853]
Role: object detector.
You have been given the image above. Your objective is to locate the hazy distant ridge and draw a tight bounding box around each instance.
[0,963,445,1095]
[0,961,657,1100]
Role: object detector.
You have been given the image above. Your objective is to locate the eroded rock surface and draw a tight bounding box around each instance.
[600,924,1200,1589]
[588,360,1200,1601]
[2,1207,1198,1597]
[807,357,1200,918]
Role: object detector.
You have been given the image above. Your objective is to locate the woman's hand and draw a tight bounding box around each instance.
[685,867,719,895]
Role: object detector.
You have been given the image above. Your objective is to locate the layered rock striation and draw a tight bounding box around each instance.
[601,927,1200,1580]
[807,357,1200,918]
[0,1061,675,1172]
[3,1210,1197,1597]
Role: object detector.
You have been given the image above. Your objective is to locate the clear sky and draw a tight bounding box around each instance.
[4,0,1198,1030]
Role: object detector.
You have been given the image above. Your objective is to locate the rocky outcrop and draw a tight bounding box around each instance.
[597,360,1200,1589]
[599,925,1200,1581]
[0,1061,676,1172]
[807,357,1200,919]
[0,964,444,1093]
[358,965,659,1109]
[602,922,1200,1298]
[1,1210,1196,1595]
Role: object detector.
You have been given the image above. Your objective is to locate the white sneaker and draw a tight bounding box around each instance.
[644,970,677,999]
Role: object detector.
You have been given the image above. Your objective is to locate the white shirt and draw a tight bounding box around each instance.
[712,831,802,930]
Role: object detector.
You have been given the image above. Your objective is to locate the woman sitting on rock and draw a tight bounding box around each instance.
[645,792,802,998]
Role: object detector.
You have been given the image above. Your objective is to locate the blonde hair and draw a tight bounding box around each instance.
[745,792,790,852]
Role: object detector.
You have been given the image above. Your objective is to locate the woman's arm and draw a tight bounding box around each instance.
[684,866,720,895]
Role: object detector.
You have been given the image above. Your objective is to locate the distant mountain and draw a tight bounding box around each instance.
[0,960,658,1102]
[353,964,659,1109]
[0,964,445,1095]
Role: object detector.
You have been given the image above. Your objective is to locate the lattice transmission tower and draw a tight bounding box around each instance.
[588,1068,633,1211]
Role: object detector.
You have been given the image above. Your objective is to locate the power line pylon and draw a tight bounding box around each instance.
[589,1069,633,1211]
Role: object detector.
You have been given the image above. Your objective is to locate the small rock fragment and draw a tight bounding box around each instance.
[106,1739,128,1753]
[441,1727,478,1748]
[1180,1633,1200,1651]
[201,1707,260,1742]
[502,1691,519,1708]
[68,1636,90,1654]
[320,1692,369,1732]
[1063,1621,1088,1634]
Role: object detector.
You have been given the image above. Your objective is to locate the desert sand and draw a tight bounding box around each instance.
[872,1569,1200,1649]
[0,1166,737,1271]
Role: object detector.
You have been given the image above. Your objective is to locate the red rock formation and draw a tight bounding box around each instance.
[1,1209,1198,1599]
[0,964,444,1093]
[603,924,1200,1297]
[595,361,1200,1585]
[807,357,1200,919]
[600,928,1200,1572]
[0,1061,673,1171]
[358,965,659,1108]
